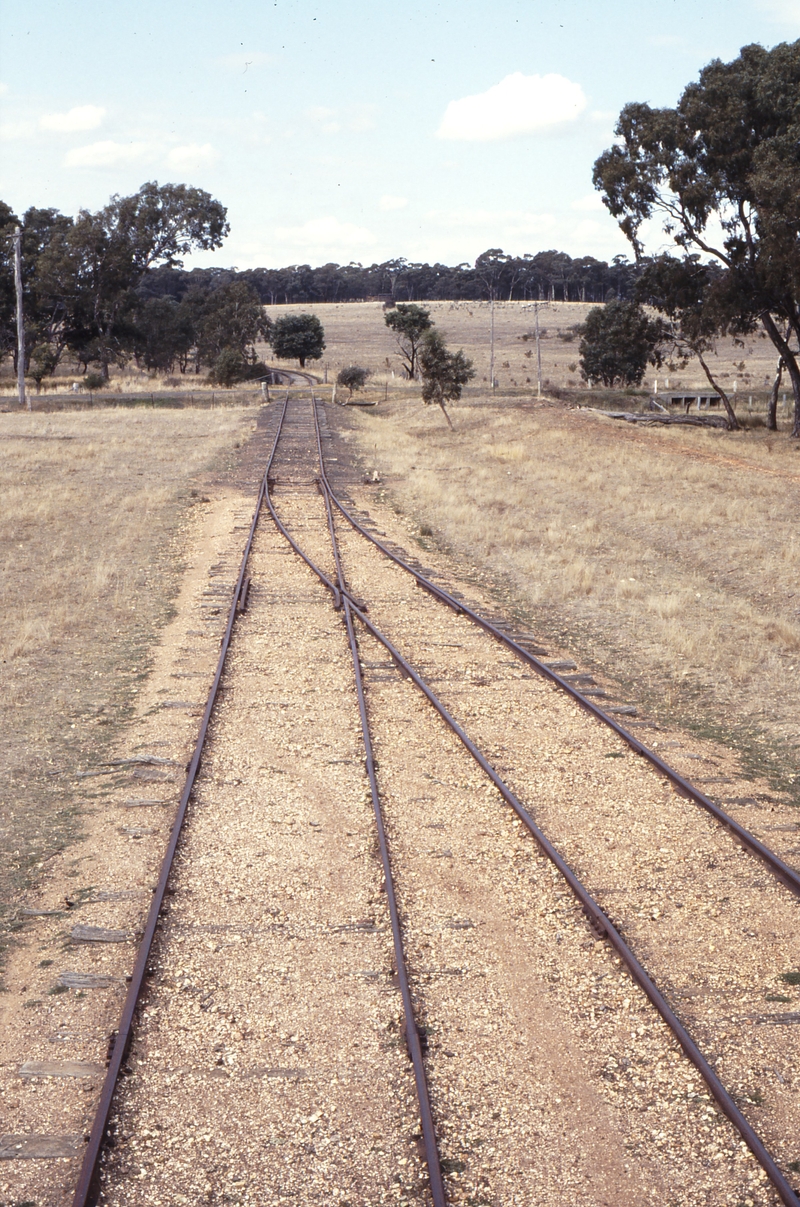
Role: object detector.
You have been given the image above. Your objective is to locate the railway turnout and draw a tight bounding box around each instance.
[7,391,798,1207]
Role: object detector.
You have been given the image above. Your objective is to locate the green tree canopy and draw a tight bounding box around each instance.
[194,280,270,364]
[337,364,370,397]
[578,300,665,388]
[418,329,475,429]
[593,39,800,435]
[269,312,325,368]
[384,303,432,379]
[36,182,229,378]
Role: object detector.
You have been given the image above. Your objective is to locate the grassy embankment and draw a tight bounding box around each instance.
[0,408,250,965]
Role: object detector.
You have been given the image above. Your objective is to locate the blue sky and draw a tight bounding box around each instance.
[2,0,800,270]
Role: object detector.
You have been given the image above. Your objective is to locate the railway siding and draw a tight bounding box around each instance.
[322,404,800,1201]
[349,622,774,1205]
[6,394,799,1205]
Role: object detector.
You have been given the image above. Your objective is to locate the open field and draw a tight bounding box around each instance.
[0,407,252,957]
[2,299,790,419]
[256,300,792,414]
[338,392,800,801]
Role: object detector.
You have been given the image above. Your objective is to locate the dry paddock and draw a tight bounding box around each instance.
[337,394,800,804]
[0,396,799,1207]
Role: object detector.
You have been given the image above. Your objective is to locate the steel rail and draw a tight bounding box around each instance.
[313,412,800,902]
[342,601,800,1207]
[315,420,447,1207]
[71,398,289,1207]
[265,392,447,1204]
[302,396,800,1206]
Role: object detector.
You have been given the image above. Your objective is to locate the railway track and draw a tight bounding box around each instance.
[51,390,800,1204]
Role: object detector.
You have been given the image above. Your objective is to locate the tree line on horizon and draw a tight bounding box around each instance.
[3,37,800,436]
[0,189,645,390]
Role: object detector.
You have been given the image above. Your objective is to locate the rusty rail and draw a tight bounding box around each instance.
[314,400,800,903]
[297,392,799,1206]
[265,394,447,1204]
[71,398,288,1207]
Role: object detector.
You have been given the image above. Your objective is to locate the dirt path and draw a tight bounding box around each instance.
[0,429,259,1206]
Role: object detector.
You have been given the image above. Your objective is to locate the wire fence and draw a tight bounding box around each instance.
[0,387,268,413]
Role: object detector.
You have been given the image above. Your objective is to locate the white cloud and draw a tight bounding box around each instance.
[307,106,341,134]
[758,0,800,23]
[405,203,632,265]
[347,105,378,133]
[305,104,376,135]
[40,105,105,133]
[379,195,409,211]
[274,216,377,259]
[571,192,605,212]
[0,83,9,96]
[426,207,558,237]
[437,72,587,142]
[166,143,219,172]
[64,140,149,167]
[0,120,34,141]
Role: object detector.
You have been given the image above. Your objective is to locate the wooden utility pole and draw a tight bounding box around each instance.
[13,227,28,410]
[489,293,495,390]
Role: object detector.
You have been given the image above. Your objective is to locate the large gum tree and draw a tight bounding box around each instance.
[593,39,800,437]
[37,182,229,379]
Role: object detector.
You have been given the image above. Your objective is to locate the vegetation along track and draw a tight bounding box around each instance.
[49,391,800,1206]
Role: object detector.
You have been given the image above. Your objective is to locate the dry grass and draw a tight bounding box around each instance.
[339,394,800,785]
[0,407,251,923]
[256,300,788,405]
[5,298,788,408]
[0,410,246,664]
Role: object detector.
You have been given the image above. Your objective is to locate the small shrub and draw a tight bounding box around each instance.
[29,344,60,388]
[84,371,106,391]
[337,365,370,396]
[209,349,267,387]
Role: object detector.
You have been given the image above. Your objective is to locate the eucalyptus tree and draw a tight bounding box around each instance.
[269,312,325,368]
[37,182,229,379]
[578,299,665,389]
[418,329,475,430]
[593,39,800,436]
[384,303,433,379]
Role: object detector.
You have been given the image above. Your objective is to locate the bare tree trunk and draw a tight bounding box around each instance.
[694,348,739,430]
[437,400,454,430]
[768,358,784,431]
[761,311,800,438]
[766,322,791,430]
